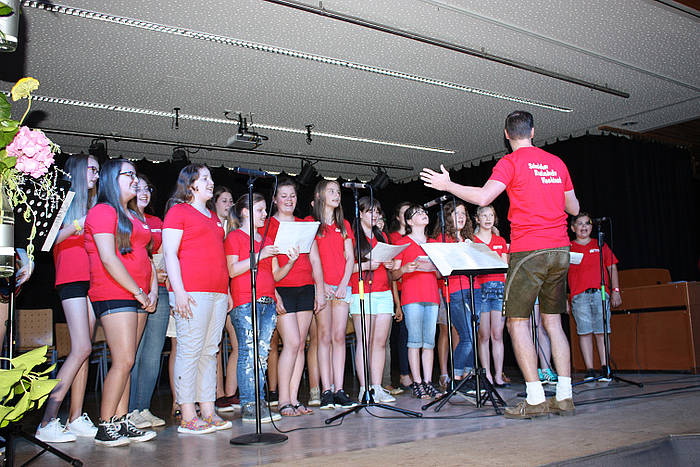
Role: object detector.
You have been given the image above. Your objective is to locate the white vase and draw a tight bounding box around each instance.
[0,182,14,277]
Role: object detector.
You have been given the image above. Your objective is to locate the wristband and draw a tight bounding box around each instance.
[134,287,145,297]
[73,219,82,232]
[612,287,620,292]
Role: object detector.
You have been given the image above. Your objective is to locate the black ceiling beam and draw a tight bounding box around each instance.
[263,0,630,99]
[37,127,414,171]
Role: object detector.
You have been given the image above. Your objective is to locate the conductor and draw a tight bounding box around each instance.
[420,110,580,419]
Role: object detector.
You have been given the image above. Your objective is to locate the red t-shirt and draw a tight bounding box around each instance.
[350,233,391,294]
[396,236,439,306]
[568,239,618,297]
[84,204,152,301]
[53,231,89,286]
[489,146,573,253]
[145,214,163,253]
[267,216,314,288]
[429,236,472,294]
[473,234,508,284]
[314,219,353,287]
[162,203,228,294]
[224,229,276,308]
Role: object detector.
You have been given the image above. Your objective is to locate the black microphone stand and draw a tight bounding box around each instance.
[573,219,641,388]
[231,176,287,446]
[325,186,420,424]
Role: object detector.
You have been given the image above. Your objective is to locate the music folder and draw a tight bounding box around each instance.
[420,242,508,277]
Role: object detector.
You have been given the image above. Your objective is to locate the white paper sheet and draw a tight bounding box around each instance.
[420,242,507,277]
[569,252,583,264]
[273,221,320,254]
[42,191,75,251]
[364,242,409,262]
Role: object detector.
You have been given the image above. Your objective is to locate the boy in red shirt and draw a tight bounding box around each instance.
[569,213,621,382]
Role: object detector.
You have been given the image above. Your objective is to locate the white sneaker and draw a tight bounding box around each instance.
[139,409,165,427]
[126,409,151,429]
[66,413,98,437]
[36,419,77,443]
[373,385,396,403]
[358,386,366,403]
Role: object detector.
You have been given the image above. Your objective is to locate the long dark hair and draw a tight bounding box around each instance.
[355,196,388,260]
[207,185,239,234]
[389,201,411,234]
[403,203,424,236]
[431,200,473,241]
[235,192,266,219]
[63,154,97,226]
[312,179,347,237]
[167,163,208,210]
[96,159,139,255]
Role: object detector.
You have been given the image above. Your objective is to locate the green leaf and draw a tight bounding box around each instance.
[0,3,14,16]
[0,368,24,401]
[3,391,31,425]
[0,404,14,428]
[10,346,48,371]
[33,363,55,376]
[0,128,18,148]
[28,379,58,401]
[0,119,19,132]
[0,94,10,119]
[1,156,15,169]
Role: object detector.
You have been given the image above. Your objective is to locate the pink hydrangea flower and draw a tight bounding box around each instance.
[6,126,55,178]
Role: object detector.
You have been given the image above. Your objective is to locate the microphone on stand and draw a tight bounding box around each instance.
[233,167,275,178]
[342,182,369,189]
[423,195,449,209]
[591,217,609,224]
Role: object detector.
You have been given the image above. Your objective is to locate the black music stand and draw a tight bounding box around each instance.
[419,242,507,414]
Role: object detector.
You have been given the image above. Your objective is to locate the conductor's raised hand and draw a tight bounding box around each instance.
[420,164,451,191]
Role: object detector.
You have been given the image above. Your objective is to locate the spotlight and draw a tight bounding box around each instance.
[171,147,189,163]
[88,139,108,164]
[369,168,390,191]
[296,160,318,186]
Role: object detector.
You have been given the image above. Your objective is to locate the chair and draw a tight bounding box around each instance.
[16,309,57,375]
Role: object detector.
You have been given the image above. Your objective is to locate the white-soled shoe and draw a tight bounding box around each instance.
[66,413,98,437]
[126,409,151,429]
[36,419,77,443]
[373,385,396,403]
[139,409,165,427]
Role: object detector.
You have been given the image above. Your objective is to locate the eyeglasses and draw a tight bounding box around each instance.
[87,166,99,174]
[119,170,137,180]
[407,208,426,219]
[135,186,153,194]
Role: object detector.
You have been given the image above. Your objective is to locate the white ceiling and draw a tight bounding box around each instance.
[2,0,699,181]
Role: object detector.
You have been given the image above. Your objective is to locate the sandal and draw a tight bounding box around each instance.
[293,403,313,415]
[439,374,451,391]
[410,382,429,399]
[278,404,300,417]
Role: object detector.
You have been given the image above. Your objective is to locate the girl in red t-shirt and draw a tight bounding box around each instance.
[226,193,282,423]
[163,164,231,434]
[311,180,356,409]
[350,197,398,403]
[84,159,157,446]
[37,154,100,443]
[269,178,325,416]
[474,205,510,387]
[207,186,240,411]
[392,204,441,399]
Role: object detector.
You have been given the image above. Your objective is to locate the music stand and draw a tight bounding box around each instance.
[419,242,507,414]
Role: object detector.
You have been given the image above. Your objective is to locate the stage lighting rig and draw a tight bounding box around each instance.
[369,167,391,191]
[224,111,268,150]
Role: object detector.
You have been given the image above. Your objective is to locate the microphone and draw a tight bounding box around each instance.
[342,182,369,189]
[233,167,275,178]
[423,195,449,209]
[591,217,609,224]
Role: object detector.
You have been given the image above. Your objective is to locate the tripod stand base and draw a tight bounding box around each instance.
[423,370,506,415]
[324,402,422,425]
[230,432,288,446]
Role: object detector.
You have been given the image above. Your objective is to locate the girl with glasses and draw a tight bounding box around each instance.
[36,154,100,443]
[85,159,157,446]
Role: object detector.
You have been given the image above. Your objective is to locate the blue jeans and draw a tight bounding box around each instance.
[402,302,438,349]
[449,289,479,375]
[129,285,170,411]
[230,301,277,406]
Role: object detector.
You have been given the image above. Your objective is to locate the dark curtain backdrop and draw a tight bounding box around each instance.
[18,134,699,315]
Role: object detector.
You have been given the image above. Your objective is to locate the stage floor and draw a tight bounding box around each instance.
[8,373,700,466]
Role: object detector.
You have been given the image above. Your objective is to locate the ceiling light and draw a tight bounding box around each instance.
[22,1,572,113]
[296,160,318,186]
[4,91,454,153]
[369,168,391,191]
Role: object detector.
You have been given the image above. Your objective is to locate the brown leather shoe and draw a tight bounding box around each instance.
[547,397,576,416]
[504,400,550,419]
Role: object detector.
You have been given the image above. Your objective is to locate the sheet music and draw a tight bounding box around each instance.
[569,252,583,265]
[415,255,437,272]
[365,242,409,262]
[273,221,320,254]
[420,242,508,277]
[41,191,75,251]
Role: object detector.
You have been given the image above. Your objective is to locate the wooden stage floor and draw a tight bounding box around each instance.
[8,373,700,466]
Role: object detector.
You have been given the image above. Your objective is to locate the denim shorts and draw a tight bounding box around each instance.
[350,290,394,315]
[328,285,352,303]
[480,281,504,314]
[503,247,569,319]
[571,290,611,334]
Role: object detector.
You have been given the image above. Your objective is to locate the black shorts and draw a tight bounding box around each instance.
[56,281,90,301]
[91,299,145,318]
[276,285,315,313]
